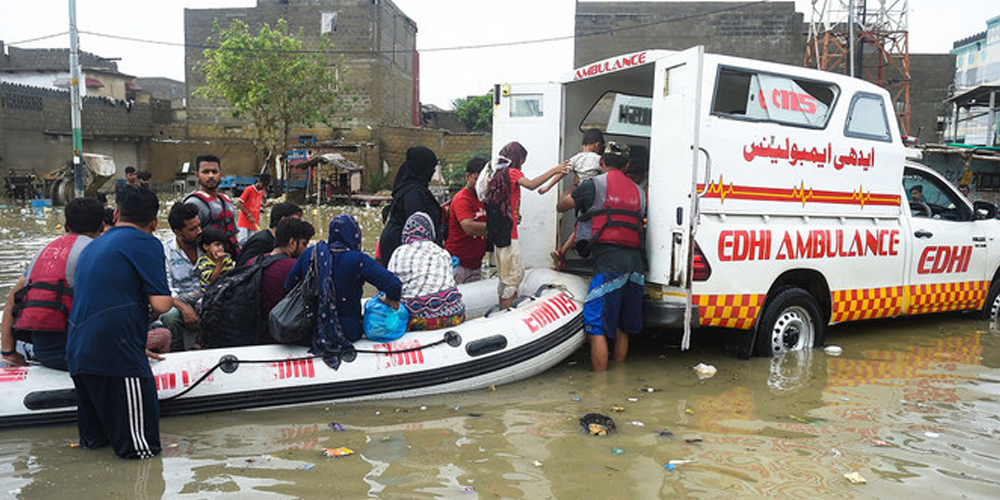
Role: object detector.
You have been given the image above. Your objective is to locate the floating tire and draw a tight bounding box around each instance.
[753,288,824,357]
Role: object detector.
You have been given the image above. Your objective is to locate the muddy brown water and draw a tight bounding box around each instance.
[1,201,998,499]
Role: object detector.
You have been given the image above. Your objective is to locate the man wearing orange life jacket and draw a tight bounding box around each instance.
[1,198,106,369]
[184,154,239,258]
[557,141,646,372]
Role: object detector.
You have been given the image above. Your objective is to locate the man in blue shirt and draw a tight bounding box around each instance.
[66,187,173,459]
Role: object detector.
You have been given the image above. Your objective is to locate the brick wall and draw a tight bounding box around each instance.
[910,54,957,144]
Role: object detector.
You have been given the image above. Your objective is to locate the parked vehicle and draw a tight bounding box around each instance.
[493,46,1000,357]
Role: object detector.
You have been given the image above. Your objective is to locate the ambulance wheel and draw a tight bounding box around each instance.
[978,280,1000,320]
[753,288,824,357]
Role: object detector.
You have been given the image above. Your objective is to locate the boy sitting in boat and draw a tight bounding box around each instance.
[196,227,236,290]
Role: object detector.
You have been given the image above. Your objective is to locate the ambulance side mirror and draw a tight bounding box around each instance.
[973,200,997,220]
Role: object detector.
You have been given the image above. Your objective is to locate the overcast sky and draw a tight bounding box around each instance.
[1,0,995,108]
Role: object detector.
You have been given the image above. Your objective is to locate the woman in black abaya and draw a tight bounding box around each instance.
[377,146,442,265]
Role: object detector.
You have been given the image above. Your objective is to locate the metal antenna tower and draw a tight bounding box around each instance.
[806,0,911,136]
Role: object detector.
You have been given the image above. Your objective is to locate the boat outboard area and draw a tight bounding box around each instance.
[0,269,588,429]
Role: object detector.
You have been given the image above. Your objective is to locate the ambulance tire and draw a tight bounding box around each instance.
[979,280,1000,320]
[753,288,824,357]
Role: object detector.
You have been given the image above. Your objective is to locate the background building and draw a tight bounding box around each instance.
[947,15,1000,145]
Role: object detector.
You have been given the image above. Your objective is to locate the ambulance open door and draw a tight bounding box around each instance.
[647,46,706,290]
[492,82,564,270]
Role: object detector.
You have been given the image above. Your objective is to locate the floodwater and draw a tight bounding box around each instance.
[1,201,999,500]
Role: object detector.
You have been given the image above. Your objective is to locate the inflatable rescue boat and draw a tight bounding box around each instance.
[0,269,587,428]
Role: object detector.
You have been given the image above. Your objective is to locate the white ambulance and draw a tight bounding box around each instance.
[492,47,1000,357]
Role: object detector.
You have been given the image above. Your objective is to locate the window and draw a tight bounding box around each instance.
[321,12,338,34]
[510,94,543,117]
[903,169,969,221]
[712,67,838,128]
[579,91,652,138]
[845,93,891,142]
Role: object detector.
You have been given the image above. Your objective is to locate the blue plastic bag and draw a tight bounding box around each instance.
[363,293,409,342]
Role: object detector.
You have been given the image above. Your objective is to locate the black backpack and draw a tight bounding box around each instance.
[198,254,286,348]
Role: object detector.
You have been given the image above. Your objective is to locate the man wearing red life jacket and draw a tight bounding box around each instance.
[557,142,646,372]
[184,154,239,258]
[1,198,106,369]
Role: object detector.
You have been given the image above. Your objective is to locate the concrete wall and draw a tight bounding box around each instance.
[0,83,157,179]
[575,1,805,67]
[909,54,957,144]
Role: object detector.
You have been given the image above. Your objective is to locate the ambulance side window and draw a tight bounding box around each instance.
[845,93,892,142]
[510,94,543,117]
[711,67,838,128]
[904,169,970,221]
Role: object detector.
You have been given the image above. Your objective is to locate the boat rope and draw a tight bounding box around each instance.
[162,332,460,401]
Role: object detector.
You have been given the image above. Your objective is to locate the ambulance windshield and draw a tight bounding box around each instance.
[580,92,653,138]
[712,67,838,128]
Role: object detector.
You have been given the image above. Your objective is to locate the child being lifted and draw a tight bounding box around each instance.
[540,129,605,267]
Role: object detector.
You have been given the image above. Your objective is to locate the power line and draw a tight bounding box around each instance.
[10,1,770,56]
[8,32,69,45]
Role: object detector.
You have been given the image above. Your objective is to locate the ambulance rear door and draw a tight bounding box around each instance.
[492,83,564,269]
[646,46,707,288]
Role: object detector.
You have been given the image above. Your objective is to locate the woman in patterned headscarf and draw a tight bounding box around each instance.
[387,212,465,330]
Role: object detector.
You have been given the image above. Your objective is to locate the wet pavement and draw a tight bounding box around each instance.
[1,201,998,499]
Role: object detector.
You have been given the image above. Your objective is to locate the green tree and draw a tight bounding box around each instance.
[197,19,350,177]
[452,92,493,133]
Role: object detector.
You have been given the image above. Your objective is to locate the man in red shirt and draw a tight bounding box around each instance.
[446,158,489,283]
[236,173,272,245]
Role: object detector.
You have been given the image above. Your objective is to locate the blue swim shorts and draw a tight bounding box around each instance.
[583,272,644,338]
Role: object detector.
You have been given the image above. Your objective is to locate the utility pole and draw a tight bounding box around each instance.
[69,0,84,198]
[847,0,855,77]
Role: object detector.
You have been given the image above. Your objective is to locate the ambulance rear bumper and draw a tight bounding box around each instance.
[642,300,698,328]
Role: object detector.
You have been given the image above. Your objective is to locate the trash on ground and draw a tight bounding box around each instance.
[329,422,344,431]
[844,471,867,484]
[612,447,625,455]
[579,413,616,436]
[322,447,355,458]
[693,363,717,379]
[824,345,844,356]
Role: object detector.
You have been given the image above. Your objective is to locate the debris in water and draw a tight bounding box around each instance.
[612,448,625,455]
[69,443,80,448]
[579,413,616,436]
[667,459,695,465]
[844,471,867,484]
[663,464,677,470]
[871,439,890,447]
[329,422,344,432]
[323,447,355,458]
[629,421,645,427]
[684,438,703,444]
[572,397,581,402]
[461,486,476,493]
[532,460,543,467]
[924,431,940,438]
[610,405,625,412]
[420,406,427,410]
[299,463,316,471]
[627,397,639,403]
[824,345,843,356]
[488,384,496,391]
[657,430,674,437]
[693,363,717,379]
[684,407,695,415]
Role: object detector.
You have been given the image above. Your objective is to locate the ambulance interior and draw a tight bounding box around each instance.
[556,64,654,269]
